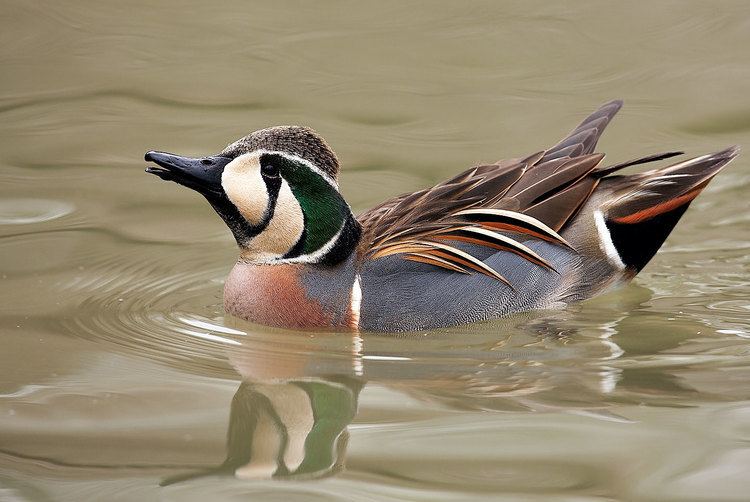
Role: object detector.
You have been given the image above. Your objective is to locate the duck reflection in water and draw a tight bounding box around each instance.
[161,292,713,485]
[162,376,362,485]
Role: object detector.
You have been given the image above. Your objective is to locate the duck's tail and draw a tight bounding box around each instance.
[592,146,739,272]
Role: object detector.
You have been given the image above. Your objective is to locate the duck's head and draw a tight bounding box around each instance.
[145,126,360,265]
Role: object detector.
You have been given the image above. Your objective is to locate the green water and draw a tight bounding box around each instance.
[2,1,750,500]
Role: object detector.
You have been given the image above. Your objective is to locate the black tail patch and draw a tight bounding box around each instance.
[600,146,739,271]
[605,203,690,271]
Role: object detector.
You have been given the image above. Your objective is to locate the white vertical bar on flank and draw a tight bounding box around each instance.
[349,274,362,331]
[350,275,364,376]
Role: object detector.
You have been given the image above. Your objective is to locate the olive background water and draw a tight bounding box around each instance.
[2,1,750,500]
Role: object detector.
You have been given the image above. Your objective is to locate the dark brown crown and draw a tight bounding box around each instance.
[220,126,340,180]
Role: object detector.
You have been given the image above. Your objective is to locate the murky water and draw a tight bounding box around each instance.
[2,1,750,500]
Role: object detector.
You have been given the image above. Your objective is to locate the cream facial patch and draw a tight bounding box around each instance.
[222,152,269,225]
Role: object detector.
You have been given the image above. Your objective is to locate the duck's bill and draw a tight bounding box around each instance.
[144,151,231,197]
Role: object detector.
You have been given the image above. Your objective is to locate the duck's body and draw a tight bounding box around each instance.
[146,101,738,332]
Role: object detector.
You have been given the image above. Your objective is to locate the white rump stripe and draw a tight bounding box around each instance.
[594,210,626,270]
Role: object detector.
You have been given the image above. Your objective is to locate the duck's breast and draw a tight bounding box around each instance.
[224,257,358,330]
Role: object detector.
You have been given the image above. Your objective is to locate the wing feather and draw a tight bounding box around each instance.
[357,101,675,288]
[404,252,471,274]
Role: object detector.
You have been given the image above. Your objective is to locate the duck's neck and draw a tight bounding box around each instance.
[224,251,361,331]
[311,212,362,266]
[237,210,362,267]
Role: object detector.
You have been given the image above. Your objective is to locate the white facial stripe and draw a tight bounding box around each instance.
[222,153,268,225]
[251,149,339,189]
[243,180,305,261]
[279,222,345,264]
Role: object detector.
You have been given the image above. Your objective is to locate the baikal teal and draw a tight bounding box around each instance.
[145,100,739,332]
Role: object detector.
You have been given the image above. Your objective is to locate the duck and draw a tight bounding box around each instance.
[145,100,738,332]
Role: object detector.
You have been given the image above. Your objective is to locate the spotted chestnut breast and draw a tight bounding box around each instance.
[145,102,738,332]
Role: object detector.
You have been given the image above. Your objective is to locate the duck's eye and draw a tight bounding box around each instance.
[260,162,279,178]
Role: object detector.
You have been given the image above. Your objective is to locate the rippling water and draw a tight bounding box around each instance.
[2,1,750,500]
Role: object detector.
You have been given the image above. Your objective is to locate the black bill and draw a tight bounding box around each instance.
[144,151,231,197]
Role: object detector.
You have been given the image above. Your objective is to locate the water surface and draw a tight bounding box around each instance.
[2,1,750,500]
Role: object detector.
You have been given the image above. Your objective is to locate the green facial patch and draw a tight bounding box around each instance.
[275,155,349,254]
